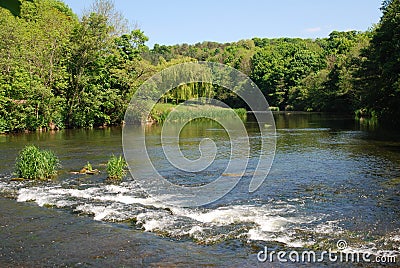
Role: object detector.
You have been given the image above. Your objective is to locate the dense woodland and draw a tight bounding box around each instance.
[0,0,399,133]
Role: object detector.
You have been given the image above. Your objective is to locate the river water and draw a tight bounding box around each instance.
[0,113,399,266]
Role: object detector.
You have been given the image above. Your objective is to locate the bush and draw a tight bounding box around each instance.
[234,108,247,121]
[0,118,8,134]
[15,145,60,180]
[106,155,127,181]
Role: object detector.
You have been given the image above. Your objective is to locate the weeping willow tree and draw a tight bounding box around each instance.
[159,60,214,104]
[169,82,214,103]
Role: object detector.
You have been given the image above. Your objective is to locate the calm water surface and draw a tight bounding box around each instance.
[0,113,399,266]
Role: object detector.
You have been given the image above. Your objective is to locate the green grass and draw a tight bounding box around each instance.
[234,108,247,121]
[150,103,247,123]
[15,145,60,180]
[150,103,175,123]
[106,155,127,181]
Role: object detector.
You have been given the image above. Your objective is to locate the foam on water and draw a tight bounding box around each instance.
[312,220,344,234]
[10,181,316,245]
[390,235,400,242]
[1,179,395,252]
[247,228,306,248]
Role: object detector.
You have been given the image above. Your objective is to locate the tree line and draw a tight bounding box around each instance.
[0,0,399,133]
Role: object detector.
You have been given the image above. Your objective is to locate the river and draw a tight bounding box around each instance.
[0,113,399,267]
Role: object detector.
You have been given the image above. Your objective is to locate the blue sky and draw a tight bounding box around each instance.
[63,0,383,48]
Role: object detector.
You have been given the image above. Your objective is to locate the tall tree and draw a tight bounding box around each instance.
[0,0,75,131]
[86,0,129,37]
[66,13,112,127]
[251,39,324,110]
[357,0,400,127]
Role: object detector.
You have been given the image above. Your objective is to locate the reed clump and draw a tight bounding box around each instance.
[106,155,127,181]
[15,145,60,180]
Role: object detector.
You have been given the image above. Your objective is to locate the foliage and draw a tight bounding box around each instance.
[251,38,326,110]
[0,117,8,134]
[147,34,368,114]
[269,107,280,112]
[106,155,127,181]
[234,108,247,121]
[150,103,247,123]
[0,0,149,132]
[85,161,93,172]
[0,0,29,16]
[150,103,175,123]
[0,0,399,129]
[0,0,76,132]
[15,145,60,180]
[356,0,400,128]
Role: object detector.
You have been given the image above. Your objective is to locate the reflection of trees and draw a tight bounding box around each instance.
[272,114,400,171]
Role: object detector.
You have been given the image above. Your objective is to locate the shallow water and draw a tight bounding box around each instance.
[0,113,399,266]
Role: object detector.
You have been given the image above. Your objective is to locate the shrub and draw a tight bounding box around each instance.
[234,108,247,121]
[106,155,127,181]
[15,145,60,180]
[0,118,9,134]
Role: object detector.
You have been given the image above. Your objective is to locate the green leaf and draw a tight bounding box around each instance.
[0,0,22,16]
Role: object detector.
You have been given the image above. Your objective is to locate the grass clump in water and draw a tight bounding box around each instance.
[106,155,127,182]
[15,145,60,180]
